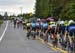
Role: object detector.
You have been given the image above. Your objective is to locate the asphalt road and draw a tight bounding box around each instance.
[0,21,61,53]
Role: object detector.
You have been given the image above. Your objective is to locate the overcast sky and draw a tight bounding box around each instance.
[0,0,35,15]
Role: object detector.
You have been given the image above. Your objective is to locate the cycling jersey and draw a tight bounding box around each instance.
[26,23,31,27]
[68,23,75,31]
[42,23,48,29]
[69,26,75,31]
[31,22,36,31]
[61,25,65,31]
[31,22,36,28]
[50,24,56,28]
[36,22,39,27]
[59,24,66,34]
[64,21,68,26]
[68,23,75,36]
[49,21,55,25]
[42,22,48,33]
[40,22,43,26]
[49,24,56,34]
[26,23,31,29]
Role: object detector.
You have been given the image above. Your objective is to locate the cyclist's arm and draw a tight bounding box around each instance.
[46,26,50,34]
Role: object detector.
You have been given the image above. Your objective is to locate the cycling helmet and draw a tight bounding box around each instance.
[37,18,40,21]
[68,20,74,25]
[59,21,64,24]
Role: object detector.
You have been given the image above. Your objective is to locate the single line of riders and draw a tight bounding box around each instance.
[26,19,75,51]
[12,17,75,51]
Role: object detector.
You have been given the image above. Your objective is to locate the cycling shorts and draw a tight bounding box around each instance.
[27,26,30,30]
[51,28,55,34]
[69,29,75,36]
[43,28,47,33]
[32,27,36,31]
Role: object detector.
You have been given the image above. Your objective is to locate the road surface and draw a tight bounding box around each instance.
[0,21,61,53]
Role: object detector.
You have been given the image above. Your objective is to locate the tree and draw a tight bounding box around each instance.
[59,0,75,20]
[0,15,3,20]
[35,0,75,20]
[18,13,34,19]
[4,12,8,20]
[35,0,49,18]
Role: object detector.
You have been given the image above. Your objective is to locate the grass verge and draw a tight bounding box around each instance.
[0,20,3,26]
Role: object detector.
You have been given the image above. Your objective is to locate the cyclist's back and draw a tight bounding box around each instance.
[31,21,36,31]
[36,21,40,29]
[26,22,31,30]
[68,23,75,36]
[42,21,48,33]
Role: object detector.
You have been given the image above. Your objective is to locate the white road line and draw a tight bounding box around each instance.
[0,21,8,42]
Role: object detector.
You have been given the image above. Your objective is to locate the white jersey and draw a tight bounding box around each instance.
[50,24,56,28]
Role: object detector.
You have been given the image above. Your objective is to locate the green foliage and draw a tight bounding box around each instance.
[0,20,3,25]
[23,14,30,19]
[35,0,75,20]
[0,15,3,25]
[59,0,75,20]
[35,0,49,18]
[18,13,35,19]
[0,15,3,20]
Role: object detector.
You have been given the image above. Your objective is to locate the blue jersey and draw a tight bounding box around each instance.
[69,26,75,31]
[68,23,75,32]
[36,22,39,27]
[61,25,65,31]
[42,23,48,29]
[31,22,36,28]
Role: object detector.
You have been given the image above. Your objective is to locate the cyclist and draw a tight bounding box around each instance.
[47,20,58,47]
[19,20,23,27]
[47,20,56,39]
[16,19,20,28]
[58,21,67,48]
[42,20,48,42]
[13,18,17,28]
[67,20,75,51]
[35,21,40,36]
[64,20,69,41]
[26,21,31,39]
[68,20,75,37]
[31,21,36,39]
[22,20,26,30]
[39,20,43,38]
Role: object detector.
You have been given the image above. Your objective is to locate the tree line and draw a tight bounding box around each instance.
[0,15,3,20]
[35,0,75,20]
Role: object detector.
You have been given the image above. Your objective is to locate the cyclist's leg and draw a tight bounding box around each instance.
[40,29,43,38]
[14,23,16,28]
[51,28,56,47]
[23,24,25,30]
[26,27,31,39]
[32,28,36,39]
[34,28,36,39]
[31,27,35,39]
[43,28,47,42]
[27,30,29,39]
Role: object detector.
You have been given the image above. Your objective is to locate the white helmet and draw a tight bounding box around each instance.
[60,21,64,24]
[68,20,74,24]
[37,18,40,21]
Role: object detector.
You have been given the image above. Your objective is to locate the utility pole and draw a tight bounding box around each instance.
[20,7,23,19]
[20,7,22,15]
